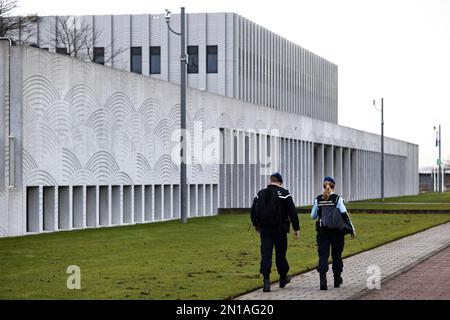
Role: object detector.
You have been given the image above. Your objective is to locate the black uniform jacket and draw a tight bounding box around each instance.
[250,184,300,233]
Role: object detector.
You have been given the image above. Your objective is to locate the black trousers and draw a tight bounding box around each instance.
[316,231,345,275]
[259,228,289,278]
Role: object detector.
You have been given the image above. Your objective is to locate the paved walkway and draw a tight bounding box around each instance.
[360,244,450,300]
[355,202,450,205]
[237,222,450,300]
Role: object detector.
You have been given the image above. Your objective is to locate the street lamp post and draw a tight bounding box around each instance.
[166,7,188,223]
[434,125,442,193]
[373,98,384,202]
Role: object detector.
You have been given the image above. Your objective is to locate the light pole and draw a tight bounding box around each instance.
[373,98,384,202]
[166,8,188,223]
[434,125,442,193]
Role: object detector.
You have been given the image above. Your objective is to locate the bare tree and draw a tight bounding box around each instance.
[0,0,37,44]
[45,15,125,64]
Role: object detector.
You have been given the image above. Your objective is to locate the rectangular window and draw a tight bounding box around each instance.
[187,45,199,74]
[130,46,142,74]
[56,47,68,55]
[93,47,105,65]
[150,46,161,74]
[206,45,218,73]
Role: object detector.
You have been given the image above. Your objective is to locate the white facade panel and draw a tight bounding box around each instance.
[0,15,419,237]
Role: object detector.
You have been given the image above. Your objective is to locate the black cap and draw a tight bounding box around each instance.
[323,176,335,185]
[270,172,283,183]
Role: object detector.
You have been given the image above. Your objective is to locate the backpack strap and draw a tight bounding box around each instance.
[333,195,340,207]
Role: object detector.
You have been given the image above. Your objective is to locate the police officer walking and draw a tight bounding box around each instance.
[251,173,300,292]
[311,176,355,290]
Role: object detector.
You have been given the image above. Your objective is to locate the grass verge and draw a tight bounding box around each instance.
[1,213,449,299]
[353,191,450,204]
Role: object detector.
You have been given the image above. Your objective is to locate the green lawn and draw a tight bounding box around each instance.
[300,203,450,211]
[1,213,450,300]
[345,203,450,211]
[299,192,450,211]
[354,191,450,204]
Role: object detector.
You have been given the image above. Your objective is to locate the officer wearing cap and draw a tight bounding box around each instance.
[250,172,300,292]
[311,176,355,290]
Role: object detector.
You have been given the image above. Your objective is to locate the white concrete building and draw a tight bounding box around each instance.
[0,13,418,238]
[19,13,338,123]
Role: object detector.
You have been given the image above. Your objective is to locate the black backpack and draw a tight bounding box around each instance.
[318,195,345,230]
[255,188,281,227]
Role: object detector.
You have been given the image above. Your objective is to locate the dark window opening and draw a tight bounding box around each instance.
[187,45,199,74]
[94,47,105,65]
[206,45,218,73]
[130,46,142,74]
[150,46,161,74]
[56,47,68,55]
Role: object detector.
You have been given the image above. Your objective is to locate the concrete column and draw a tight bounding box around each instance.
[288,138,293,193]
[218,129,224,208]
[350,150,357,201]
[314,143,324,196]
[296,140,300,204]
[310,142,314,202]
[68,185,73,229]
[236,130,242,207]
[343,148,351,200]
[240,130,245,207]
[213,184,218,215]
[362,151,366,200]
[325,145,334,178]
[119,185,124,224]
[286,138,291,189]
[230,129,236,207]
[305,142,309,203]
[225,128,232,208]
[249,132,256,200]
[292,139,296,196]
[260,133,265,190]
[189,184,196,217]
[255,133,260,196]
[359,151,363,200]
[334,146,343,194]
[187,184,191,217]
[244,133,250,207]
[96,185,100,226]
[108,185,112,225]
[300,141,304,205]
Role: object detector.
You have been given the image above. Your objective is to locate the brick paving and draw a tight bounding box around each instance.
[236,222,450,300]
[359,244,450,300]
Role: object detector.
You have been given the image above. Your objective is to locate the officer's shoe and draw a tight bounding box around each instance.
[334,274,343,288]
[319,273,328,290]
[263,277,271,292]
[279,275,291,288]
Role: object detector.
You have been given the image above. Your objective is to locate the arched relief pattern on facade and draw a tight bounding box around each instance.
[23,76,182,186]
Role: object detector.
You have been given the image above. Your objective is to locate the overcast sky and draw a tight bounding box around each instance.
[14,0,450,169]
